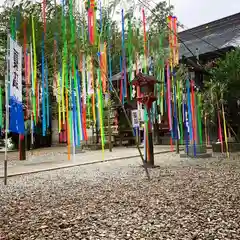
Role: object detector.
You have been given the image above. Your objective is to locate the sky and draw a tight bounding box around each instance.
[0,0,239,30]
[112,0,240,30]
[169,0,240,29]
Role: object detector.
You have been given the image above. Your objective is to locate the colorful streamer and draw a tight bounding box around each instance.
[4,1,214,162]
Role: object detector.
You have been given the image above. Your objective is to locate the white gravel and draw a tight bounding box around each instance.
[0,153,240,239]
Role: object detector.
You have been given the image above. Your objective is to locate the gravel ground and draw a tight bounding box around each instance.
[0,154,240,240]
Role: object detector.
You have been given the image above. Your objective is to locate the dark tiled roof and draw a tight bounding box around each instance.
[110,13,240,81]
[179,12,240,58]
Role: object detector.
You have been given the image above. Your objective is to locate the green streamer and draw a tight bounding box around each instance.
[161,68,165,114]
[157,71,160,105]
[87,96,91,124]
[73,56,82,142]
[97,68,105,152]
[31,16,37,123]
[158,33,165,115]
[159,33,164,68]
[10,15,15,40]
[177,81,183,144]
[61,1,67,124]
[69,0,81,142]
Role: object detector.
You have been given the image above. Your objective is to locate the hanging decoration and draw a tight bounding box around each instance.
[0,0,221,163]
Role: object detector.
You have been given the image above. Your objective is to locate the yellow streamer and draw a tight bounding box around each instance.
[222,104,229,158]
[31,16,37,123]
[97,68,104,160]
[66,88,71,160]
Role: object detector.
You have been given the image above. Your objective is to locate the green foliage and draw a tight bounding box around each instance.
[0,0,173,78]
[210,48,240,98]
[0,0,173,120]
[176,63,188,86]
[147,1,173,73]
[147,1,173,36]
[0,0,122,75]
[202,48,240,122]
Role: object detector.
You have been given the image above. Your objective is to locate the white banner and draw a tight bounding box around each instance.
[10,37,22,103]
[9,37,24,134]
[132,109,145,128]
[131,110,139,128]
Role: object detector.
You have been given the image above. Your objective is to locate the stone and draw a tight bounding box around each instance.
[1,153,240,239]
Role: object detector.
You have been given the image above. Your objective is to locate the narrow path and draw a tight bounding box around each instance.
[0,146,173,177]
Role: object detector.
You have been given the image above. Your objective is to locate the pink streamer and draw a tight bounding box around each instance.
[166,62,172,131]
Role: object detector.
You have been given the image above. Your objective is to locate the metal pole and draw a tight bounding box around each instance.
[92,58,150,180]
[109,81,150,180]
[4,35,9,185]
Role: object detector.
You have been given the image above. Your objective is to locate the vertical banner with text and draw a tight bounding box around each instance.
[9,37,24,134]
[131,110,140,128]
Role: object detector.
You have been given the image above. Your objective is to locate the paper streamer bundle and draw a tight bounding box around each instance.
[4,0,210,161]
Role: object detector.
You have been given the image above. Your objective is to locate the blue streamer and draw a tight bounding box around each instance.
[183,102,189,154]
[76,71,84,141]
[72,74,77,146]
[132,128,136,137]
[167,65,174,139]
[41,33,46,136]
[74,65,80,146]
[143,107,148,163]
[173,72,178,140]
[46,64,49,128]
[71,79,77,146]
[186,79,193,142]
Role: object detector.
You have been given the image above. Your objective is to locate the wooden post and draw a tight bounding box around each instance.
[147,108,154,166]
[4,35,9,185]
[4,59,9,185]
[19,134,26,160]
[175,138,179,154]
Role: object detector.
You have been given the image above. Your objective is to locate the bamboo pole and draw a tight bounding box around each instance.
[4,35,9,185]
